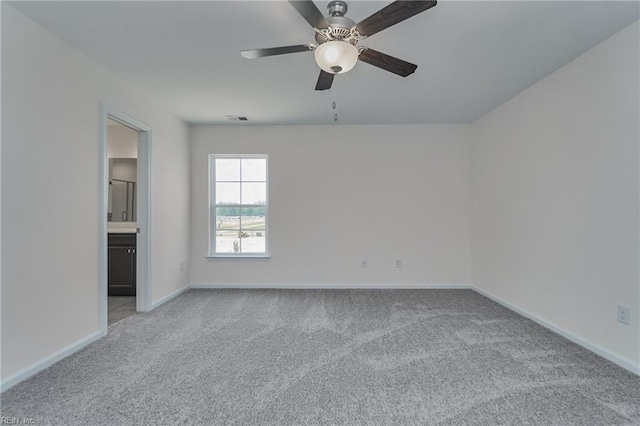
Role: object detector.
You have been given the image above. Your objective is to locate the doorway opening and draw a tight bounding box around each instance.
[107,120,138,325]
[100,106,152,334]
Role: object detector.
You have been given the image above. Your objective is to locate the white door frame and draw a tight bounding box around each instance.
[99,104,152,335]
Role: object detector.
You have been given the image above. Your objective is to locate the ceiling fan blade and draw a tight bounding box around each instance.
[355,0,437,37]
[288,1,329,29]
[241,44,313,59]
[358,48,418,77]
[315,70,334,91]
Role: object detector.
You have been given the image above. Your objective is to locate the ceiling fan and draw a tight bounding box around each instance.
[241,0,437,91]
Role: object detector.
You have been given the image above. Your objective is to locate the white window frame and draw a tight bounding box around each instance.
[208,154,270,258]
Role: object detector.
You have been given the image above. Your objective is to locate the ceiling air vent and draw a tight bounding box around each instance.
[225,115,249,121]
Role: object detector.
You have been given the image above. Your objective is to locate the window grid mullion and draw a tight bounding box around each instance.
[215,204,266,208]
[239,159,243,253]
[216,180,266,183]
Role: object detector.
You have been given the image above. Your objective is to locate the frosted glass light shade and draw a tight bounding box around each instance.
[314,41,359,74]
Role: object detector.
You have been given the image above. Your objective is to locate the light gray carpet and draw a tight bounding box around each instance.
[2,289,639,425]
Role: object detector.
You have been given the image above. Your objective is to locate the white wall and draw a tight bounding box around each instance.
[471,22,640,368]
[107,124,138,159]
[191,125,471,286]
[1,4,191,383]
[111,159,137,182]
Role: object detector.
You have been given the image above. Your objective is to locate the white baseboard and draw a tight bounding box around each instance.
[0,330,104,393]
[189,283,473,290]
[472,286,640,376]
[151,285,190,309]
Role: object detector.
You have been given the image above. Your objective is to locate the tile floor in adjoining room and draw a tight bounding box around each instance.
[108,296,136,326]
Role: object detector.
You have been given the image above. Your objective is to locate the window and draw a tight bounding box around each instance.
[209,155,268,257]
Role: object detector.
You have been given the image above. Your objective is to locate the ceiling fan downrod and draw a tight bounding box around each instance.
[327,1,348,17]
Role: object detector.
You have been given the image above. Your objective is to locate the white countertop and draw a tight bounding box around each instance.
[108,222,138,234]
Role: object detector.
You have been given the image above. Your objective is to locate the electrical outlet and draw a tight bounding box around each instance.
[361,259,368,268]
[395,259,402,268]
[180,261,185,272]
[617,305,630,325]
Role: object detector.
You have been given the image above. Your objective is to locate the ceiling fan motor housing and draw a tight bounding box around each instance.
[315,16,359,45]
[313,0,360,46]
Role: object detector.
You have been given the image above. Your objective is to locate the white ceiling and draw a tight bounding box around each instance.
[10,1,639,125]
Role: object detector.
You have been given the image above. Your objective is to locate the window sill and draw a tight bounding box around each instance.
[206,253,271,259]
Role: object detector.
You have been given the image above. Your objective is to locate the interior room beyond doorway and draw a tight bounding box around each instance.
[107,118,139,325]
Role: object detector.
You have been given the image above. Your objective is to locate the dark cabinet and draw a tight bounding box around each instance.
[108,233,136,296]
